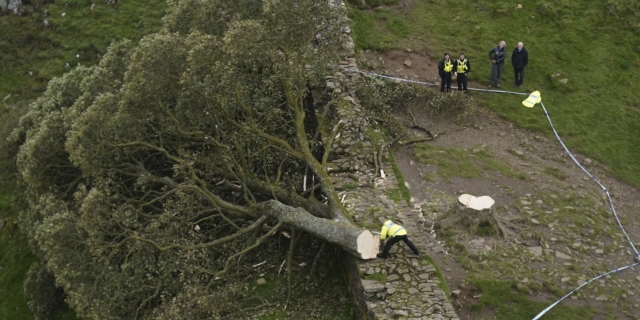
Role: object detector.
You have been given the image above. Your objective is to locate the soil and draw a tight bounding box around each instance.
[376,49,640,319]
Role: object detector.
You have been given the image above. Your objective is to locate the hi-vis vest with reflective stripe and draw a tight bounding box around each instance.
[522,91,542,108]
[380,220,407,240]
[456,59,468,73]
[443,60,453,73]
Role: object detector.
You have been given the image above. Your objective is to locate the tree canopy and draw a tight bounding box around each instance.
[10,0,375,318]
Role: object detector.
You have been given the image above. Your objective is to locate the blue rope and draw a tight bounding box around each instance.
[341,68,640,319]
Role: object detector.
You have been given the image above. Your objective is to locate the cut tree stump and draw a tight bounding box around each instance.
[436,194,508,238]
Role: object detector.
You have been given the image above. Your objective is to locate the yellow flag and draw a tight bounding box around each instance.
[522,91,541,108]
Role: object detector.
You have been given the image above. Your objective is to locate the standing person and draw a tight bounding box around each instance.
[488,41,507,88]
[438,53,454,93]
[512,42,529,88]
[453,52,471,93]
[376,219,420,259]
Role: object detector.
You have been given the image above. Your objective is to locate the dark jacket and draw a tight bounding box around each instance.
[438,58,454,76]
[511,47,529,69]
[453,59,471,74]
[488,46,506,64]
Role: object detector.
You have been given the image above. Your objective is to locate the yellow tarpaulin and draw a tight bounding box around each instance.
[522,91,541,108]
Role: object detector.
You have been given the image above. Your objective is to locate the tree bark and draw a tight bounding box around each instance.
[256,200,379,259]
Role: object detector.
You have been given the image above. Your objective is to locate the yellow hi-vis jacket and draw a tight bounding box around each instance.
[380,220,407,240]
[456,59,468,73]
[443,60,454,73]
[522,91,541,108]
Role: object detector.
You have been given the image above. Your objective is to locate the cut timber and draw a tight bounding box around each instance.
[436,194,507,238]
[257,200,380,259]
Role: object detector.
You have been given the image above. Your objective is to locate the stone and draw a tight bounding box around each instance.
[367,267,375,275]
[560,78,568,84]
[419,273,430,280]
[561,277,570,283]
[451,290,461,297]
[531,218,540,225]
[584,158,592,164]
[516,4,522,9]
[404,60,413,67]
[527,246,542,257]
[408,287,419,294]
[388,274,400,282]
[256,278,267,285]
[326,81,335,89]
[516,150,524,155]
[577,279,586,286]
[595,295,607,301]
[521,200,531,205]
[403,274,412,282]
[361,279,385,293]
[393,310,409,317]
[556,251,572,260]
[387,288,397,294]
[595,249,603,254]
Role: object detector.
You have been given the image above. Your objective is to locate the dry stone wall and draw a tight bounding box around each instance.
[325,1,459,319]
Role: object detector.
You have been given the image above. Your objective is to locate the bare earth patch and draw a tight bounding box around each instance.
[394,106,640,319]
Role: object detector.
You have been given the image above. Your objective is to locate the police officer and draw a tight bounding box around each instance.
[453,52,471,93]
[438,53,454,93]
[377,220,420,259]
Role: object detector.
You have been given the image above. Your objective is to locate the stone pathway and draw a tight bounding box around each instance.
[334,164,459,320]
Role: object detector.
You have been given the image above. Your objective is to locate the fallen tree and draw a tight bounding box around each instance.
[9,1,378,318]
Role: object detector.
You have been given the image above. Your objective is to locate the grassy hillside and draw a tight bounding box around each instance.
[0,1,166,318]
[348,0,640,187]
[1,0,167,101]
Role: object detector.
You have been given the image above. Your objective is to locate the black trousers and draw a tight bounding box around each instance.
[514,67,525,85]
[440,73,452,92]
[379,235,420,258]
[457,73,468,92]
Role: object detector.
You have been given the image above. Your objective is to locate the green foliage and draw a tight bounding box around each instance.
[23,262,65,320]
[10,1,348,319]
[357,75,477,142]
[348,0,640,188]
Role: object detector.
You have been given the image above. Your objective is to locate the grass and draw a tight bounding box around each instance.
[413,143,528,181]
[348,0,640,189]
[364,273,387,283]
[0,167,37,320]
[468,278,597,320]
[1,0,167,101]
[544,166,567,181]
[387,150,412,203]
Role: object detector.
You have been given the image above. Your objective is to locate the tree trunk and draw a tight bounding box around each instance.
[436,194,506,237]
[256,200,379,259]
